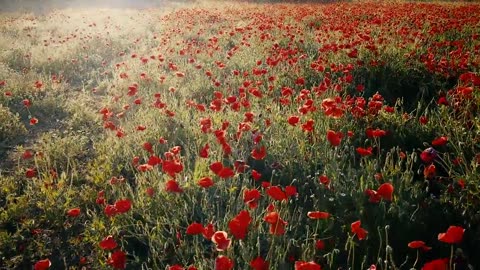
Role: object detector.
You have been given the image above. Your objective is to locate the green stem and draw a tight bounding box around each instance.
[377,227,383,265]
[450,245,454,270]
[385,226,389,270]
[413,249,419,269]
[352,242,355,269]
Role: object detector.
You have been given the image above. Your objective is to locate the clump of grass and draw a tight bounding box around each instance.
[0,105,26,149]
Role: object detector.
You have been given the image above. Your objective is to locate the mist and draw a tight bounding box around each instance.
[0,0,197,14]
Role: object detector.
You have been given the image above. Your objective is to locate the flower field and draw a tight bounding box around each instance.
[0,1,480,269]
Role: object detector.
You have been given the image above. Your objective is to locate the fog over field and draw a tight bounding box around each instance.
[0,0,194,13]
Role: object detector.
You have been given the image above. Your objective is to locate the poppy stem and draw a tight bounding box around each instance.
[346,235,353,266]
[376,226,383,263]
[352,240,355,269]
[385,226,390,270]
[413,250,419,269]
[450,245,454,270]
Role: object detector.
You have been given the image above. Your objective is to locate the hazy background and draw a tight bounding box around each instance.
[0,0,197,13]
[0,0,350,13]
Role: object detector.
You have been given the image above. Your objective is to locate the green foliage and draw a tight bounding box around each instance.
[0,105,26,147]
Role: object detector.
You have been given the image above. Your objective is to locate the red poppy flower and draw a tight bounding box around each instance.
[377,183,394,201]
[294,261,322,270]
[67,207,81,217]
[244,111,255,123]
[408,240,431,251]
[431,136,448,147]
[137,164,153,172]
[234,160,249,173]
[127,84,138,96]
[365,189,381,203]
[34,259,51,270]
[35,81,43,89]
[326,130,343,146]
[295,77,305,85]
[143,142,153,153]
[438,226,465,244]
[319,175,330,186]
[169,265,184,270]
[419,116,428,125]
[301,119,315,132]
[23,99,31,107]
[251,170,262,181]
[288,115,300,126]
[420,148,437,163]
[243,188,261,209]
[322,98,345,118]
[422,258,448,270]
[268,217,287,235]
[198,177,214,188]
[30,117,39,125]
[202,223,215,240]
[218,167,235,179]
[209,161,234,178]
[307,211,330,220]
[26,168,37,178]
[210,162,223,174]
[264,211,287,235]
[250,256,269,270]
[162,160,184,177]
[211,231,232,251]
[251,146,267,160]
[266,186,287,201]
[186,222,204,235]
[104,204,117,217]
[285,185,297,197]
[347,49,358,58]
[424,164,436,179]
[228,210,252,239]
[315,240,325,250]
[356,147,373,156]
[199,144,209,158]
[215,255,234,270]
[408,240,424,248]
[437,96,448,106]
[351,220,368,240]
[99,235,118,250]
[261,181,270,188]
[107,250,126,269]
[22,150,34,160]
[370,128,387,138]
[165,179,183,193]
[145,155,161,166]
[114,199,132,214]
